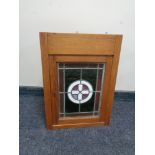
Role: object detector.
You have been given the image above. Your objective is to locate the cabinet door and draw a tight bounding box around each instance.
[49,55,113,129]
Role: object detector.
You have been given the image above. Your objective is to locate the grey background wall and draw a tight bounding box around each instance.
[19,0,135,91]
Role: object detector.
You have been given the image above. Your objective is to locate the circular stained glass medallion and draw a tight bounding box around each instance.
[67,80,93,104]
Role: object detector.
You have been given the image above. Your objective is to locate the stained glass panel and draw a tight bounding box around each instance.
[58,63,105,118]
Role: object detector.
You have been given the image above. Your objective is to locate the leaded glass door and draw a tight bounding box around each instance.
[49,55,113,129]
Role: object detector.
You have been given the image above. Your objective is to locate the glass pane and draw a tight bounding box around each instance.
[59,69,64,92]
[65,69,81,92]
[59,93,64,114]
[65,63,98,68]
[82,69,97,90]
[59,63,64,68]
[65,112,94,117]
[65,63,81,68]
[80,92,95,112]
[97,69,104,91]
[99,64,104,68]
[58,62,105,118]
[65,93,79,113]
[94,92,101,111]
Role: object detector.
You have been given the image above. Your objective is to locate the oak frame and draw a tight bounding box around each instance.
[40,32,122,129]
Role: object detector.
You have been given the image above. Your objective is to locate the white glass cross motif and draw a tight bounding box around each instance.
[72,84,89,101]
[68,80,93,104]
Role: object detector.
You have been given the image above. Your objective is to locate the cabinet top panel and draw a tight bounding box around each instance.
[40,32,122,56]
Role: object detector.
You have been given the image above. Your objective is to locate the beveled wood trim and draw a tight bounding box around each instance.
[52,122,105,129]
[46,33,121,55]
[104,35,123,125]
[39,32,52,129]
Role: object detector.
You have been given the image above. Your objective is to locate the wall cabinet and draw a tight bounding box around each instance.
[40,32,122,129]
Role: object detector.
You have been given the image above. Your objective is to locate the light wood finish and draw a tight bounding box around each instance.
[39,32,123,129]
[47,33,119,55]
[53,122,105,129]
[99,57,113,122]
[104,36,123,125]
[54,55,111,63]
[49,56,59,124]
[59,117,99,124]
[49,55,113,129]
[39,33,53,129]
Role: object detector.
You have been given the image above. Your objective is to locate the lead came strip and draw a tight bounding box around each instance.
[59,91,101,94]
[79,68,82,112]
